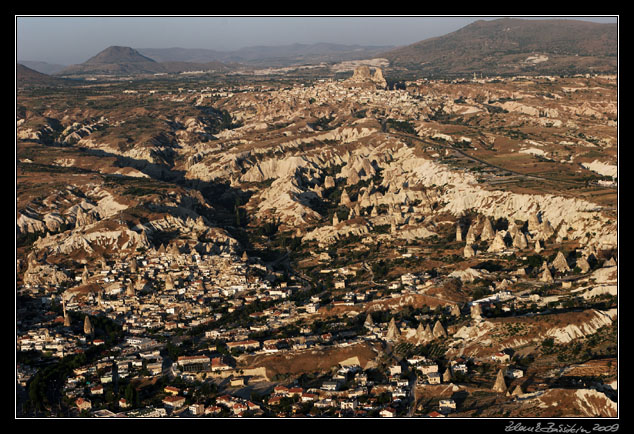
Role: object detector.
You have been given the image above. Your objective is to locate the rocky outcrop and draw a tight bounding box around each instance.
[23,263,72,287]
[346,65,387,89]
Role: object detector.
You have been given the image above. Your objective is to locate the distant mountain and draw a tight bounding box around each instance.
[18,61,67,75]
[16,63,75,88]
[382,18,617,77]
[83,46,157,64]
[138,43,395,67]
[58,46,160,76]
[57,46,233,77]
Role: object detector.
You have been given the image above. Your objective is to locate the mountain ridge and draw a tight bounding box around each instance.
[381,18,617,76]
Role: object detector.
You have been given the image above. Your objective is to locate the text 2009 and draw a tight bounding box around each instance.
[593,425,619,432]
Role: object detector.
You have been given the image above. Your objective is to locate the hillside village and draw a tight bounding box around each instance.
[16,62,617,419]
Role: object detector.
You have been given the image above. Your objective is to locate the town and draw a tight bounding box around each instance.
[17,39,617,417]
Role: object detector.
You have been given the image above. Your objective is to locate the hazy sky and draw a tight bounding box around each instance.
[16,15,618,65]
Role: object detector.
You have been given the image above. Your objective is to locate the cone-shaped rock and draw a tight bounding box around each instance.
[488,232,507,252]
[604,257,617,267]
[432,320,448,339]
[443,368,452,383]
[170,243,180,256]
[541,267,554,283]
[507,221,519,239]
[449,304,461,317]
[540,220,555,239]
[464,244,476,258]
[416,323,433,344]
[81,266,90,284]
[492,369,507,393]
[471,303,482,319]
[130,258,138,273]
[552,251,570,273]
[386,317,401,341]
[84,315,94,336]
[513,231,528,250]
[340,189,352,207]
[534,240,543,254]
[456,225,463,242]
[324,175,335,189]
[576,256,591,273]
[465,224,477,245]
[511,385,523,396]
[165,274,175,291]
[528,213,541,232]
[481,218,495,241]
[126,281,135,297]
[364,314,375,329]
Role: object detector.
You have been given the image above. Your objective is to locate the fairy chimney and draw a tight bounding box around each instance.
[126,281,135,297]
[540,220,555,239]
[83,315,94,336]
[481,218,495,241]
[364,314,375,329]
[340,189,352,207]
[324,175,335,189]
[488,232,507,252]
[465,224,477,245]
[386,317,401,341]
[552,251,570,273]
[165,274,175,291]
[492,369,507,393]
[81,266,90,285]
[432,320,448,339]
[456,225,463,242]
[442,368,452,383]
[470,303,483,319]
[528,213,541,233]
[541,267,554,283]
[513,231,528,250]
[534,240,543,254]
[576,256,591,273]
[464,244,476,258]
